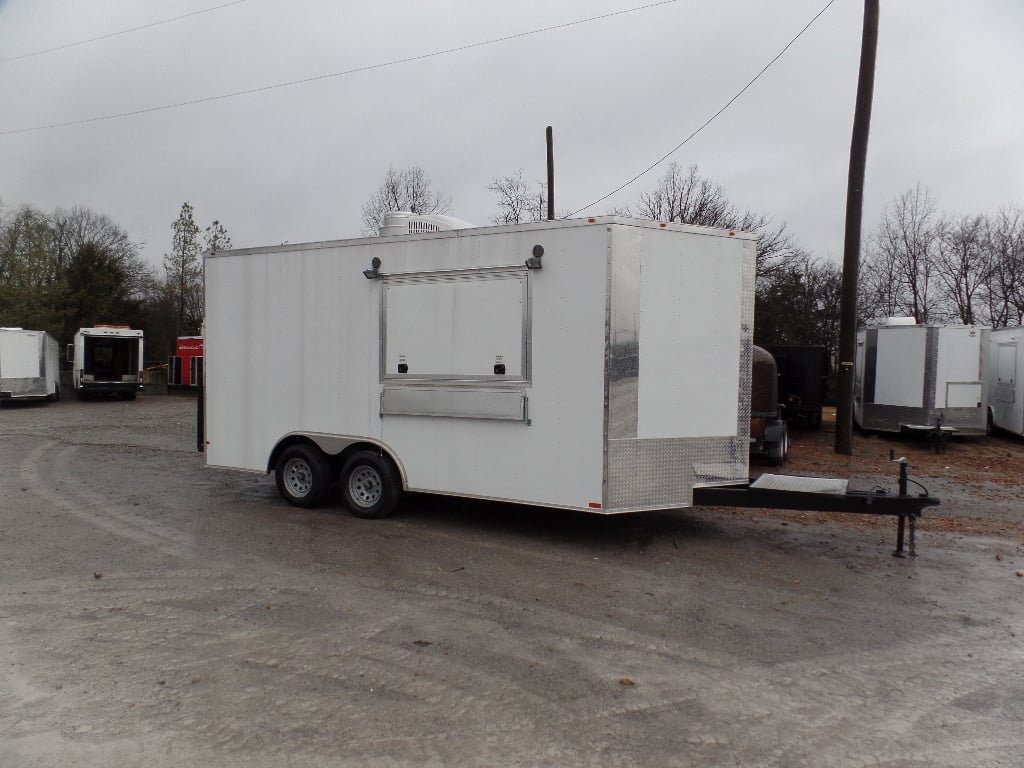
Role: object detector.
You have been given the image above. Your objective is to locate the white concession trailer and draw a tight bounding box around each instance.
[854,320,988,435]
[205,217,757,517]
[0,327,60,402]
[986,326,1024,437]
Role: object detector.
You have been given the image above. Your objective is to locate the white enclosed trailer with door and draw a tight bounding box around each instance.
[69,326,144,399]
[854,320,988,435]
[986,326,1024,436]
[0,327,60,402]
[204,217,756,517]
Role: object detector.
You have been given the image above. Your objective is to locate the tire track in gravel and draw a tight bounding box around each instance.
[19,441,194,559]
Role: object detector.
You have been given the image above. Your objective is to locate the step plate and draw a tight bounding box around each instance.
[750,474,849,494]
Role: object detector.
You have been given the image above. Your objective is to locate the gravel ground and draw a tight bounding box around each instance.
[1,396,1022,768]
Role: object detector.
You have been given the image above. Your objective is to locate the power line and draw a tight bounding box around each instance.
[0,0,681,137]
[0,1,249,65]
[569,0,838,216]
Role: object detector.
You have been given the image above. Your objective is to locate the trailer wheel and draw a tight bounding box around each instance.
[339,451,401,519]
[767,424,790,466]
[275,444,331,508]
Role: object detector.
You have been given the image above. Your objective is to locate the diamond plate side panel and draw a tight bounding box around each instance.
[606,436,747,510]
[735,239,756,443]
[858,403,930,431]
[923,326,939,411]
[751,474,849,493]
[857,403,987,434]
[934,407,987,433]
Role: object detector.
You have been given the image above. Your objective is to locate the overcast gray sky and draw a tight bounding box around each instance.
[1,0,1021,271]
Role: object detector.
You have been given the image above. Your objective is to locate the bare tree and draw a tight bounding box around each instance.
[637,162,733,226]
[488,170,552,225]
[50,206,147,291]
[862,185,942,323]
[858,236,903,324]
[489,170,531,225]
[360,165,451,235]
[935,213,989,325]
[635,162,796,280]
[983,207,1024,327]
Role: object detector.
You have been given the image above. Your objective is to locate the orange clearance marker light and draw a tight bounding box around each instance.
[588,502,602,509]
[659,222,667,228]
[728,231,735,236]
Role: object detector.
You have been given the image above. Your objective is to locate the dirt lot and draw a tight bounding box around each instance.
[1,396,1022,768]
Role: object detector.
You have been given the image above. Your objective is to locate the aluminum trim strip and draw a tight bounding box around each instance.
[381,387,527,421]
[607,228,640,441]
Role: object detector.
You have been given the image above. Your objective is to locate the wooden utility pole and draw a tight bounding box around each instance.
[546,126,555,220]
[835,0,879,455]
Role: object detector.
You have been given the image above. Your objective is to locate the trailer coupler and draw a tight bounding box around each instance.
[692,460,939,557]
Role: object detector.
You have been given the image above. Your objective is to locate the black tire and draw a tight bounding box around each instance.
[339,450,402,519]
[767,424,789,466]
[275,444,331,508]
[119,391,137,401]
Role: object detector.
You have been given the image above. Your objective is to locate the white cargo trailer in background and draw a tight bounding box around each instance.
[0,328,60,402]
[69,326,144,400]
[986,326,1024,437]
[205,216,757,517]
[854,319,988,435]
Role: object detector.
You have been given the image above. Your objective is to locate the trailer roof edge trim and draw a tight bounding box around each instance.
[210,216,760,259]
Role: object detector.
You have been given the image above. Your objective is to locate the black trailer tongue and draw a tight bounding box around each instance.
[693,458,939,557]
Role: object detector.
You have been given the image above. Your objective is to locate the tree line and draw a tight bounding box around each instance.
[471,163,1021,364]
[4,169,1020,372]
[859,185,1024,328]
[0,201,227,365]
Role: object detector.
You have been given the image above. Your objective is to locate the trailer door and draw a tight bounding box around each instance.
[935,327,983,408]
[2,331,41,378]
[995,341,1017,404]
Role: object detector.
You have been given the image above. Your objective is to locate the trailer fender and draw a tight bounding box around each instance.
[268,433,407,489]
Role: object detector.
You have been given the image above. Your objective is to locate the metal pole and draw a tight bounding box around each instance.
[835,0,879,455]
[546,126,555,221]
[894,515,906,557]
